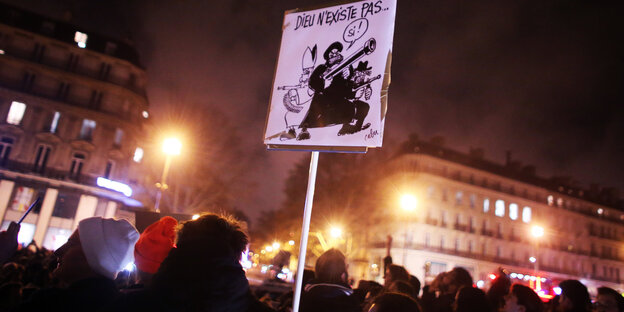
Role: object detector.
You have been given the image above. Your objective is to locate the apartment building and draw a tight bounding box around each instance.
[0,3,149,250]
[366,140,623,296]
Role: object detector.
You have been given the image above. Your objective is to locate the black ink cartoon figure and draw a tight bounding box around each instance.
[297,38,378,140]
[274,46,317,140]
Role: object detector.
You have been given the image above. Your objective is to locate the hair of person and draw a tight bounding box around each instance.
[558,280,590,310]
[369,292,421,312]
[409,274,421,297]
[450,267,474,288]
[511,284,544,312]
[388,280,416,298]
[176,213,248,260]
[387,264,410,283]
[314,248,347,284]
[597,286,624,311]
[455,285,491,312]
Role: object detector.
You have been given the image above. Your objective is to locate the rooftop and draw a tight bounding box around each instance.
[0,2,143,68]
[397,137,623,210]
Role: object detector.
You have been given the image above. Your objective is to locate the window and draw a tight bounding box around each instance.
[0,137,14,166]
[142,110,149,119]
[133,147,143,163]
[425,233,430,247]
[69,153,85,179]
[547,195,554,206]
[440,237,445,249]
[522,207,532,223]
[495,200,505,217]
[509,203,518,220]
[79,119,96,140]
[454,238,460,251]
[427,186,434,199]
[114,128,123,147]
[483,198,490,213]
[104,160,114,179]
[33,145,51,173]
[496,246,501,258]
[74,31,88,48]
[50,112,60,133]
[468,241,474,253]
[455,191,463,205]
[9,186,35,211]
[442,188,448,201]
[6,101,26,125]
[52,192,80,218]
[469,194,476,208]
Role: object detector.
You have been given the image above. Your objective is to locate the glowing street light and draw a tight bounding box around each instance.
[154,137,182,212]
[192,214,200,220]
[288,240,295,246]
[272,242,281,250]
[163,138,182,155]
[400,194,418,212]
[330,226,343,238]
[531,225,544,238]
[529,256,537,263]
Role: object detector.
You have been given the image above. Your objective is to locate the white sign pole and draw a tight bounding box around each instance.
[292,151,320,312]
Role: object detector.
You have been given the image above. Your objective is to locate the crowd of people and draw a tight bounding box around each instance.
[0,213,623,312]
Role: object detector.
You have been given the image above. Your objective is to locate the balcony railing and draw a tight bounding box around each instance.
[0,160,98,187]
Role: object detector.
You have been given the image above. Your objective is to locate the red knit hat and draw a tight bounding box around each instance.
[134,216,178,274]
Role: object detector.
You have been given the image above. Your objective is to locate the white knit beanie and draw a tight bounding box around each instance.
[78,217,140,279]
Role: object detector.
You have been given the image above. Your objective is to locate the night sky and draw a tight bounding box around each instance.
[3,0,623,220]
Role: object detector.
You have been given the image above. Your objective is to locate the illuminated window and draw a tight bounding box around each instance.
[483,198,490,213]
[79,119,96,140]
[6,101,26,125]
[1,221,35,245]
[455,191,463,205]
[0,49,5,55]
[133,147,143,163]
[114,128,124,147]
[10,186,35,211]
[74,31,88,48]
[509,203,518,220]
[142,110,149,118]
[522,207,532,223]
[469,194,476,208]
[495,200,505,217]
[50,111,60,133]
[547,195,554,206]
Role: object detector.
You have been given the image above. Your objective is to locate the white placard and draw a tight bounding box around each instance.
[264,0,396,152]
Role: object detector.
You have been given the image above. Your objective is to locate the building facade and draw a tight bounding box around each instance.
[0,4,149,250]
[366,140,623,296]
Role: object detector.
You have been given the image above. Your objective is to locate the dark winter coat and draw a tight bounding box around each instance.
[299,282,361,312]
[14,277,119,312]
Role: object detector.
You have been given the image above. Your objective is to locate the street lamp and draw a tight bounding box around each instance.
[530,225,544,273]
[400,194,418,212]
[330,226,343,239]
[154,137,182,213]
[399,193,418,265]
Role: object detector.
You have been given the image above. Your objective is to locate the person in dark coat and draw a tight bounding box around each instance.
[113,213,274,312]
[557,280,591,312]
[14,217,139,312]
[299,248,361,312]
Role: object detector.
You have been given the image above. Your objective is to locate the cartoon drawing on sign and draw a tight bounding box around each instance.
[275,46,318,140]
[344,18,369,49]
[296,36,378,140]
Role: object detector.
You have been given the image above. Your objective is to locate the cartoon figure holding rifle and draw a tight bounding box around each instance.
[297,39,378,140]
